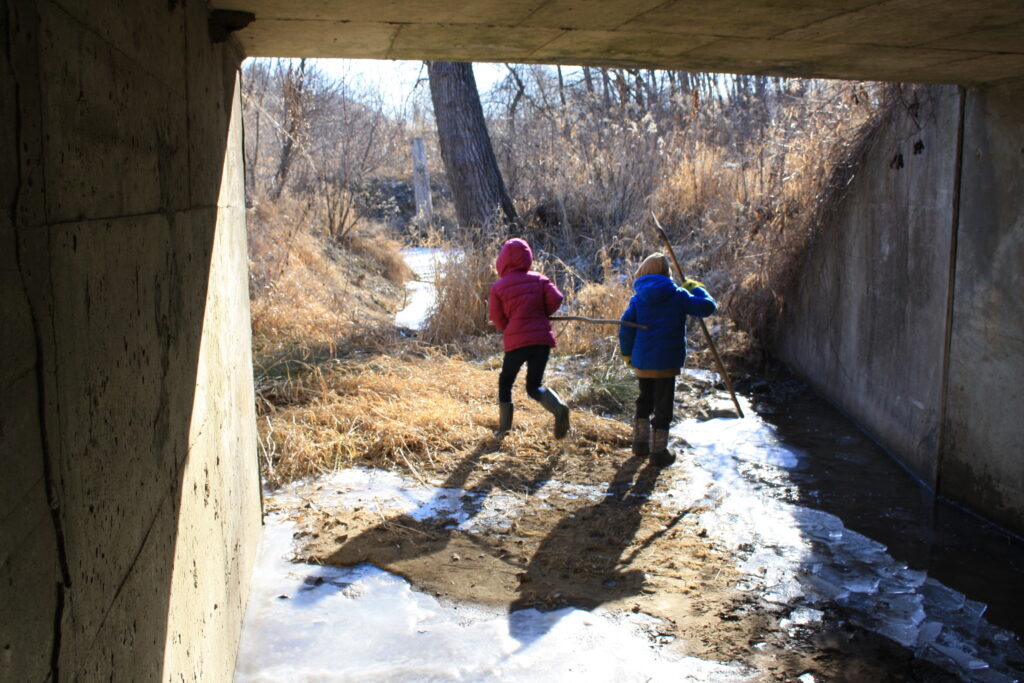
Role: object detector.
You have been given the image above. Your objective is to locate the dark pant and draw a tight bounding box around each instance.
[498,345,550,403]
[636,376,675,430]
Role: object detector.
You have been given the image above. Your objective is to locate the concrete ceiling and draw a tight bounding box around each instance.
[212,0,1024,85]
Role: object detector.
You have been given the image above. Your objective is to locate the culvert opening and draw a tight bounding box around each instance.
[237,57,1024,682]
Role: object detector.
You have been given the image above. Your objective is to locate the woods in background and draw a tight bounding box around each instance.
[240,57,897,353]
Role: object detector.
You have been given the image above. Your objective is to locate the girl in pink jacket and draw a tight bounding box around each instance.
[488,238,569,439]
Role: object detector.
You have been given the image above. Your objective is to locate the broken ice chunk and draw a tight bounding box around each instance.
[837,528,888,556]
[795,507,845,545]
[764,580,805,605]
[930,642,990,673]
[789,607,824,625]
[916,620,943,648]
[842,574,881,594]
[876,620,921,648]
[921,577,966,615]
[878,593,926,626]
[961,598,988,626]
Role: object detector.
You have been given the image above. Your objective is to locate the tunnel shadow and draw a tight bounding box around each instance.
[311,438,668,650]
[507,455,664,647]
[316,434,566,591]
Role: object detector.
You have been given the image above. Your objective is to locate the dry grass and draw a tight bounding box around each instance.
[419,233,501,346]
[248,195,413,359]
[256,350,629,487]
[487,78,900,354]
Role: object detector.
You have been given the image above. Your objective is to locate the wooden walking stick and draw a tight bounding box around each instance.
[651,212,744,418]
[549,315,649,331]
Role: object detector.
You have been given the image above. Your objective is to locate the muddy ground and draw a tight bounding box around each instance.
[269,379,960,682]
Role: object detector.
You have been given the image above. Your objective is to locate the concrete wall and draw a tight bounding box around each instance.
[777,82,1024,535]
[941,82,1024,534]
[1,0,261,680]
[777,85,960,485]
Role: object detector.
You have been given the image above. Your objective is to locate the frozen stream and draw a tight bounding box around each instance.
[235,410,1024,682]
[394,247,451,331]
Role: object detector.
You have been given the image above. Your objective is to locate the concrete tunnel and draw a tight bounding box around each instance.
[1,0,1021,679]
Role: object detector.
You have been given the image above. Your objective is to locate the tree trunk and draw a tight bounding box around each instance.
[427,61,517,230]
[270,58,309,201]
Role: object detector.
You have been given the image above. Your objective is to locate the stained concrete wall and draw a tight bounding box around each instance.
[777,83,1024,536]
[777,85,960,485]
[941,82,1024,534]
[1,0,261,680]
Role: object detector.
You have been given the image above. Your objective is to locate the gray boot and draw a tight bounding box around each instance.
[495,402,514,437]
[537,388,570,439]
[631,418,650,456]
[650,428,675,467]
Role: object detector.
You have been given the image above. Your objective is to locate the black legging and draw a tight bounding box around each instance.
[498,345,550,403]
[635,376,676,429]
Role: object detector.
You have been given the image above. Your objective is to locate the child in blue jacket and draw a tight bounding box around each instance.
[619,253,717,466]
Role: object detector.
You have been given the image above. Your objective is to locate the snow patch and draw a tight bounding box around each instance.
[395,248,459,330]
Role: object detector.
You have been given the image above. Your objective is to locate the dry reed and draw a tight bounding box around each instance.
[256,351,629,487]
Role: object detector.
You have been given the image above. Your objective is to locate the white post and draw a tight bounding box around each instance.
[411,137,433,228]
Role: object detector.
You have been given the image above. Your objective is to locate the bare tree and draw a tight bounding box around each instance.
[427,61,517,230]
[269,59,312,200]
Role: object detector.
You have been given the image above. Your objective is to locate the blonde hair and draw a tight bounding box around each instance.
[634,253,671,280]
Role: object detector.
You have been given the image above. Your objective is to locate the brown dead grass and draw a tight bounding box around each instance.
[419,235,500,346]
[248,196,413,358]
[256,349,630,488]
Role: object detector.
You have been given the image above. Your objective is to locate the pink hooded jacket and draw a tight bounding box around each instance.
[488,238,563,352]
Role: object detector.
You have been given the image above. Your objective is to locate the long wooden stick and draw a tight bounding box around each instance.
[651,212,744,418]
[550,315,649,331]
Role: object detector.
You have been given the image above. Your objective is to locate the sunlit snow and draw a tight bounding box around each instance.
[394,248,449,330]
[234,517,753,683]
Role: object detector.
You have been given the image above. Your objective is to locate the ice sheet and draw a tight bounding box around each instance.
[394,248,449,330]
[235,517,754,683]
[669,414,1023,682]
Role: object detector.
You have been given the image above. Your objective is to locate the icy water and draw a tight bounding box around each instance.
[394,248,455,330]
[744,382,1024,639]
[717,383,1024,680]
[669,385,1024,682]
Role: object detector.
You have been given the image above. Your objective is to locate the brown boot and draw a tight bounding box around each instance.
[650,428,675,467]
[631,418,650,456]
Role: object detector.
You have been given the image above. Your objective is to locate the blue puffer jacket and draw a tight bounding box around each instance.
[619,274,717,371]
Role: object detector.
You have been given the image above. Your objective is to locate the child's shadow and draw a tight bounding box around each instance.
[507,454,664,646]
[317,436,562,581]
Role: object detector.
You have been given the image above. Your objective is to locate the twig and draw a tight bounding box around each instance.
[550,315,649,330]
[398,450,428,486]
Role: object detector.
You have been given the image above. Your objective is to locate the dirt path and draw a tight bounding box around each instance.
[264,378,968,681]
